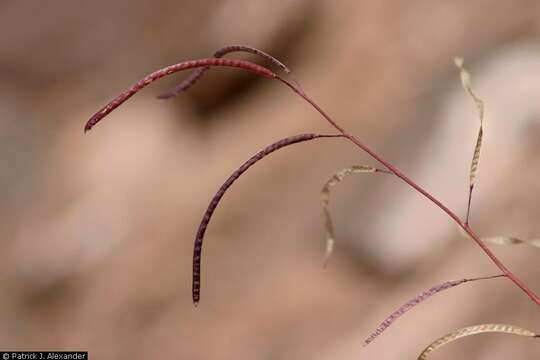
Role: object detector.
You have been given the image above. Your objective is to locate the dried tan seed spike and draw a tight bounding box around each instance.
[417,323,538,360]
[455,57,485,223]
[484,236,540,248]
[320,165,389,266]
[470,127,483,185]
[457,228,540,249]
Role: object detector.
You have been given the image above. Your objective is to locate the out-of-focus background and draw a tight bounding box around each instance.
[1,1,539,359]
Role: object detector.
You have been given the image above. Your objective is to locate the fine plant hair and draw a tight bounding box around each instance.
[85,45,539,357]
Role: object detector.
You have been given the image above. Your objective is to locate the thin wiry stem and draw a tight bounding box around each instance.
[84,58,276,132]
[192,133,344,305]
[158,44,290,99]
[363,274,506,346]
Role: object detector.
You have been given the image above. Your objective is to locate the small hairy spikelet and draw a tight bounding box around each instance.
[159,44,291,99]
[320,165,390,266]
[363,275,505,346]
[84,58,276,132]
[192,133,344,305]
[483,235,540,248]
[454,57,484,223]
[417,323,538,359]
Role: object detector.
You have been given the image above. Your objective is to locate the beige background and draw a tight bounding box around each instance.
[1,1,539,359]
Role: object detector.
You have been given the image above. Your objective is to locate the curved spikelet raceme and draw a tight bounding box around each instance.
[84,58,276,132]
[363,274,505,346]
[158,44,291,99]
[192,133,344,305]
[417,323,538,359]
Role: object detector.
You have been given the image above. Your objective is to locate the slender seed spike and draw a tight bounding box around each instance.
[363,274,506,346]
[320,165,391,266]
[454,57,484,224]
[158,44,291,99]
[483,235,540,248]
[459,228,540,249]
[192,133,344,305]
[84,58,276,132]
[418,323,538,359]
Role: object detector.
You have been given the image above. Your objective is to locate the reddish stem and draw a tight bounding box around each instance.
[277,77,540,307]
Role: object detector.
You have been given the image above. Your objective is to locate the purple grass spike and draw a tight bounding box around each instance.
[158,44,291,99]
[192,133,344,306]
[213,45,290,73]
[84,58,276,132]
[363,274,506,346]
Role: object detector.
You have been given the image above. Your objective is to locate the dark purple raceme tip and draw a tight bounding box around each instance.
[363,274,506,346]
[192,133,344,305]
[84,58,276,132]
[158,45,291,99]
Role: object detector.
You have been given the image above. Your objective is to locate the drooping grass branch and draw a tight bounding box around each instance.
[84,46,540,308]
[274,75,540,307]
[192,133,344,305]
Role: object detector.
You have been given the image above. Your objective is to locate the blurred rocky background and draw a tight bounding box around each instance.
[1,1,539,359]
